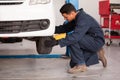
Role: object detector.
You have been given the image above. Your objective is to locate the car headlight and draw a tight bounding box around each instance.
[30,0,50,5]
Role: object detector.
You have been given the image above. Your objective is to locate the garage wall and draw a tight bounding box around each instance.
[53,0,65,25]
[79,0,120,23]
[54,0,120,25]
[111,0,120,3]
[79,0,99,22]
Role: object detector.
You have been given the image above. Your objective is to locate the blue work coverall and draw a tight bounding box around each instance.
[55,9,105,68]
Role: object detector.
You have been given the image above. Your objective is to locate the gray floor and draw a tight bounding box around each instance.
[0,39,120,80]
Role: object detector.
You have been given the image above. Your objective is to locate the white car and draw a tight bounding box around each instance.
[0,0,55,54]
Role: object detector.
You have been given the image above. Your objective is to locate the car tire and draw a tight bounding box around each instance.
[36,37,53,54]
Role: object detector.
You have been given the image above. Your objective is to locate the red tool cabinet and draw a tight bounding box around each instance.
[99,0,120,46]
[111,14,120,29]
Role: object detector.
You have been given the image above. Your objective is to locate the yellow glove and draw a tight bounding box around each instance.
[53,33,66,40]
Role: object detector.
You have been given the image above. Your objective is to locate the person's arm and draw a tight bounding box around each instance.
[58,19,91,47]
[55,20,75,34]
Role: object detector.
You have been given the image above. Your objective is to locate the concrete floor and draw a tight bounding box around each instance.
[0,39,120,80]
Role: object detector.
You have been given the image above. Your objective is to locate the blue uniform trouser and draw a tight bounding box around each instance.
[69,35,104,68]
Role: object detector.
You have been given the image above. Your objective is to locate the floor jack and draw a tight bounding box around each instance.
[0,0,79,59]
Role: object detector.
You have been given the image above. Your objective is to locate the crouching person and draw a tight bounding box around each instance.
[45,3,107,74]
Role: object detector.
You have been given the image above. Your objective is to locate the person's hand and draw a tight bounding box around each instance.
[45,37,58,47]
[53,33,66,40]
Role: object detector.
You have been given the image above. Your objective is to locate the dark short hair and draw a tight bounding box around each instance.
[60,3,76,14]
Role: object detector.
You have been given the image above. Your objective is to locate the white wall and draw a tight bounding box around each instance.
[79,0,99,22]
[53,0,65,25]
[110,0,120,3]
[54,0,120,25]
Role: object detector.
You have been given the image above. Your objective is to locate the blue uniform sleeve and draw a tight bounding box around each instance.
[58,19,90,47]
[55,20,75,34]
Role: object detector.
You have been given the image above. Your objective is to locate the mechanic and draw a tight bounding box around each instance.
[45,3,107,74]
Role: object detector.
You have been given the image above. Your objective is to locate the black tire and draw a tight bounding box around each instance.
[36,37,53,54]
[106,39,112,46]
[106,42,111,46]
[119,43,120,46]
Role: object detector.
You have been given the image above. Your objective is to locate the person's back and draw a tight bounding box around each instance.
[76,9,105,43]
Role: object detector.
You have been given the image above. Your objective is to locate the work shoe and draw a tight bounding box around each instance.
[98,48,107,68]
[67,65,87,74]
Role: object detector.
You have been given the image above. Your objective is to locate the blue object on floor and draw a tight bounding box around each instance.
[0,54,63,59]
